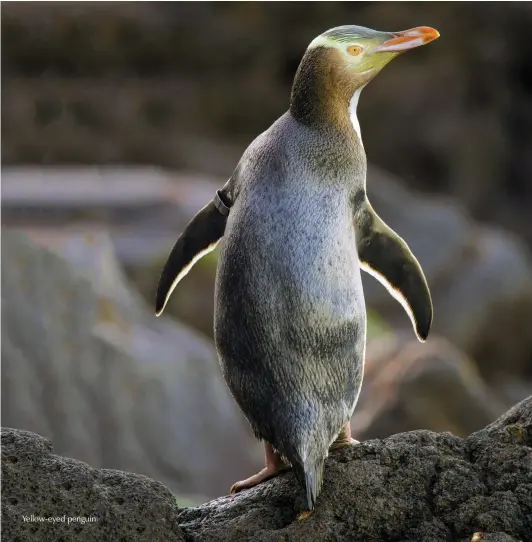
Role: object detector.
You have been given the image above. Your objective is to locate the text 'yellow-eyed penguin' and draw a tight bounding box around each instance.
[155,24,438,512]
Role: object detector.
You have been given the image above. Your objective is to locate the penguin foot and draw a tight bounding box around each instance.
[230,442,289,495]
[329,437,359,450]
[229,465,289,495]
[297,510,314,520]
[329,422,359,451]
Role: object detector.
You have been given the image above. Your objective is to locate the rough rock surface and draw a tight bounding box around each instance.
[1,230,261,500]
[3,398,531,541]
[179,396,532,542]
[1,428,185,542]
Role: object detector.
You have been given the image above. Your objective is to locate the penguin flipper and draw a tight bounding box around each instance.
[155,190,231,316]
[355,196,433,341]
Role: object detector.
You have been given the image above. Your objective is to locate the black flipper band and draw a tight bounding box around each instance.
[214,189,231,216]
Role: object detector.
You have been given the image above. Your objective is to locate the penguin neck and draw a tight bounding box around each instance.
[348,86,365,142]
[289,47,364,142]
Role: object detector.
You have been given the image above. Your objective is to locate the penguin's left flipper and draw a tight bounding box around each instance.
[155,189,231,316]
[355,196,433,341]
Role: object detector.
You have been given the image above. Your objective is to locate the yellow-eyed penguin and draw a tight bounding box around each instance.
[155,24,438,511]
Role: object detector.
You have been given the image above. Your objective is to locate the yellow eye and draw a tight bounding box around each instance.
[347,45,363,56]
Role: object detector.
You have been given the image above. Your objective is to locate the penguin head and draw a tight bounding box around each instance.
[291,25,439,125]
[308,25,440,88]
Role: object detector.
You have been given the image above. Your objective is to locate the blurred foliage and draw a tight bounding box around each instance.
[366,308,392,341]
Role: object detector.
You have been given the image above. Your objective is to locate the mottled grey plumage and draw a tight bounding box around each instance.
[215,114,367,508]
[155,24,437,510]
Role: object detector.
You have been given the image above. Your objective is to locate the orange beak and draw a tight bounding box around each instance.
[374,26,440,53]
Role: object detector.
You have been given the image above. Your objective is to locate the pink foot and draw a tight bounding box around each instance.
[329,422,359,451]
[230,442,288,494]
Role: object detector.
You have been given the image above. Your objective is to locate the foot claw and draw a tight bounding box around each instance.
[229,465,288,496]
[230,443,289,496]
[330,437,359,451]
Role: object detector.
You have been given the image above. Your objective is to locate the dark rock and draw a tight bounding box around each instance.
[3,398,531,541]
[465,534,523,542]
[1,428,185,542]
[177,397,532,542]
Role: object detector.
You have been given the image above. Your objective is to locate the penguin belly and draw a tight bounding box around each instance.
[214,185,366,489]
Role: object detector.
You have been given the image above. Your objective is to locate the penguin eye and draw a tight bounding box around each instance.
[347,45,363,56]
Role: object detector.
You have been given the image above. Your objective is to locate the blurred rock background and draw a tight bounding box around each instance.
[2,3,532,503]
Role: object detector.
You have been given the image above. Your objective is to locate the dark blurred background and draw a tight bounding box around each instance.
[2,2,532,505]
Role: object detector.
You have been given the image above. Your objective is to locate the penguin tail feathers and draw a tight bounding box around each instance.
[294,459,325,511]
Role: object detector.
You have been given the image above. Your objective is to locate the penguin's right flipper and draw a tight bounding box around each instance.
[155,189,231,316]
[355,196,433,341]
